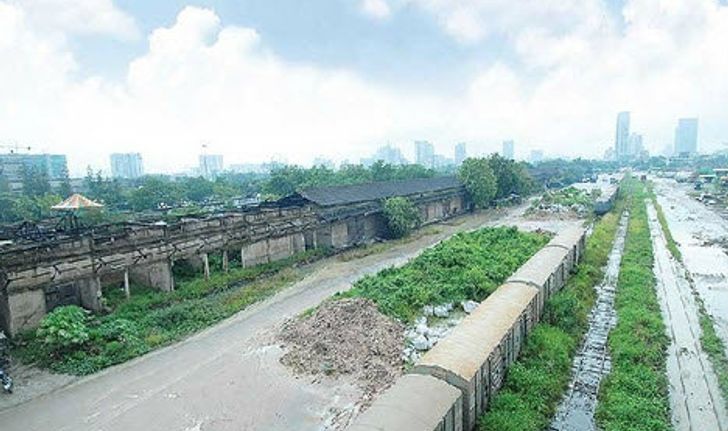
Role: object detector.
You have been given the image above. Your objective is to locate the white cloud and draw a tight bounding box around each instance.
[10,0,139,40]
[361,0,391,19]
[1,2,728,175]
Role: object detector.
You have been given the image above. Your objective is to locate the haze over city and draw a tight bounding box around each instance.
[2,0,727,175]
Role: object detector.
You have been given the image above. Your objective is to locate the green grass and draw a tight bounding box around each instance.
[596,178,672,431]
[478,187,624,431]
[647,183,682,262]
[13,249,327,375]
[343,226,550,323]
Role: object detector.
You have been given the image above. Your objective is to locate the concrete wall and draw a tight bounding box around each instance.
[242,240,269,267]
[6,289,45,336]
[129,260,174,292]
[330,222,349,249]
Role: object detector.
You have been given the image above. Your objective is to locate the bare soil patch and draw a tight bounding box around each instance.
[278,298,405,405]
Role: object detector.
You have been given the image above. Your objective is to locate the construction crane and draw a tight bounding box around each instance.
[0,143,32,154]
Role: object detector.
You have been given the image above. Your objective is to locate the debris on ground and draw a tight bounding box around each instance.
[278,298,405,404]
[526,187,594,219]
[401,302,472,363]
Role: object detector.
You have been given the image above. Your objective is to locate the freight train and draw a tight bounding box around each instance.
[348,225,588,431]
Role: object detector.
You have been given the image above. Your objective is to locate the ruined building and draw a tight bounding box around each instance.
[0,176,467,335]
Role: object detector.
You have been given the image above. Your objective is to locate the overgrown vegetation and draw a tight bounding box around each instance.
[382,196,422,239]
[13,249,328,375]
[344,227,549,322]
[596,178,671,431]
[479,188,623,430]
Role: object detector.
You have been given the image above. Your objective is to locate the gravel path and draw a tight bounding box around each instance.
[647,200,728,431]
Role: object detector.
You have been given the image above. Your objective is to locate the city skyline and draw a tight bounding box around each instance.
[1,1,726,175]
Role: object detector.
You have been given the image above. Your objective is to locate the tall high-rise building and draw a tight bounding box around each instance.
[614,111,631,160]
[529,150,544,164]
[674,118,698,156]
[414,140,435,168]
[628,134,643,156]
[110,153,144,179]
[454,142,467,165]
[0,153,68,194]
[199,154,224,179]
[364,144,408,166]
[502,140,515,160]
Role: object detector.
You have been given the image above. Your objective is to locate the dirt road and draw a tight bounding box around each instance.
[653,179,728,355]
[0,205,574,431]
[646,201,728,431]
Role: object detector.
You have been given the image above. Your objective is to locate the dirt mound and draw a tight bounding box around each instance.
[278,298,405,401]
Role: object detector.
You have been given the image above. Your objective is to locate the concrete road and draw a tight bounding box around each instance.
[0,206,551,431]
[647,201,728,431]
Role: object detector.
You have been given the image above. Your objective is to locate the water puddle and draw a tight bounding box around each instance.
[548,211,629,431]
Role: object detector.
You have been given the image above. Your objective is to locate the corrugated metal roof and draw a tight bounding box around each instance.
[298,176,462,207]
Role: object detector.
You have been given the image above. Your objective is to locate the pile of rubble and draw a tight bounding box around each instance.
[278,298,405,400]
[402,300,479,363]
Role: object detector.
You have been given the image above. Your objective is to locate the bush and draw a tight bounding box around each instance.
[347,227,549,322]
[37,306,90,356]
[382,196,422,239]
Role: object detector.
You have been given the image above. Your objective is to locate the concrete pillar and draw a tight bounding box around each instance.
[202,253,210,280]
[240,247,246,269]
[0,273,11,335]
[222,250,229,273]
[7,289,45,336]
[77,276,103,312]
[123,269,130,299]
[304,230,317,250]
[129,260,175,292]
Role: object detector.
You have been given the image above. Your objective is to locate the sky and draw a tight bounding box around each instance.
[1,0,727,176]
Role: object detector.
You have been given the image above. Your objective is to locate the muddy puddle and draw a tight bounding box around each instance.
[549,211,629,431]
[654,179,728,356]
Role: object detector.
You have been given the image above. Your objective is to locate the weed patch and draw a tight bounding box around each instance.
[344,227,550,322]
[596,178,671,431]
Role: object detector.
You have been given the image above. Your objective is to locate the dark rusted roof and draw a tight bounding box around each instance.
[298,176,462,207]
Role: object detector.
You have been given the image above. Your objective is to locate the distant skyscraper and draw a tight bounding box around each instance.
[529,150,544,164]
[628,134,643,157]
[364,144,408,166]
[199,154,224,179]
[614,112,631,160]
[0,152,68,194]
[110,153,144,179]
[502,140,515,159]
[674,118,698,156]
[454,142,467,165]
[414,140,435,168]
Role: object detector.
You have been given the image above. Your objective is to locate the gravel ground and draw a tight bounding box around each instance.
[279,298,404,407]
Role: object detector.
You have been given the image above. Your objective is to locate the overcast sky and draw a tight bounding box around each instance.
[1,0,727,175]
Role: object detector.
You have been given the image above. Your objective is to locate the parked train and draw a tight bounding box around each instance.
[348,225,587,431]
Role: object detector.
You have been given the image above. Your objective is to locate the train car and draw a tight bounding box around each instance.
[507,245,570,300]
[545,226,587,272]
[411,283,540,430]
[347,374,463,431]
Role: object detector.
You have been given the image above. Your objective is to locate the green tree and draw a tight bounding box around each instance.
[21,164,51,197]
[129,176,181,211]
[458,157,497,208]
[382,196,422,238]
